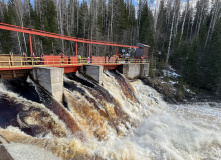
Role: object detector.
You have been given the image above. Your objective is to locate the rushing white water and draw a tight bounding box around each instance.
[0,81,69,138]
[0,72,221,160]
[73,79,220,160]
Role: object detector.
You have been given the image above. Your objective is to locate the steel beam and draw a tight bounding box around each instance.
[29,34,33,55]
[0,23,139,48]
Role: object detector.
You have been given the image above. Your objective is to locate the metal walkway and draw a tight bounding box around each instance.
[0,55,148,72]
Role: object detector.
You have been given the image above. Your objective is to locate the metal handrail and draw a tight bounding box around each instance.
[0,57,149,68]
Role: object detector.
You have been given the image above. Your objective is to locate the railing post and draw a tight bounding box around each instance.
[29,33,33,55]
[8,59,11,68]
[20,57,22,66]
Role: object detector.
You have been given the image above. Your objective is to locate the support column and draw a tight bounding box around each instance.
[88,44,90,57]
[32,67,64,103]
[29,33,33,55]
[78,65,103,84]
[117,64,150,79]
[75,42,77,56]
[118,64,141,79]
[116,46,118,56]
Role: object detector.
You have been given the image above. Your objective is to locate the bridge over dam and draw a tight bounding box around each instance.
[0,22,149,103]
[0,54,149,103]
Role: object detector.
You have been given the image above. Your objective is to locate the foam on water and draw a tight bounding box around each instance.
[1,73,221,159]
[128,80,221,160]
[0,80,69,138]
[81,79,221,160]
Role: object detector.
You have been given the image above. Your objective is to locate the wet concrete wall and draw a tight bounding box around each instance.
[118,64,149,79]
[78,65,104,84]
[32,67,64,103]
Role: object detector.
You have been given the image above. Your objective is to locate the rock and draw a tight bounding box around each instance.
[142,77,179,104]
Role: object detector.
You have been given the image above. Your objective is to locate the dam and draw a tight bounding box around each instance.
[0,70,221,159]
[0,23,221,160]
[0,53,149,104]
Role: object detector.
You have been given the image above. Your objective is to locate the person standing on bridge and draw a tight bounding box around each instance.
[108,55,111,63]
[40,54,44,65]
[68,55,71,64]
[115,55,119,63]
[125,57,129,63]
[61,53,65,64]
[87,57,90,64]
[78,55,81,63]
[31,53,36,65]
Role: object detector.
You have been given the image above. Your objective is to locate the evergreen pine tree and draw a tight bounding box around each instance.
[203,18,221,91]
[139,0,155,59]
[1,5,13,53]
[182,37,200,87]
[40,0,58,54]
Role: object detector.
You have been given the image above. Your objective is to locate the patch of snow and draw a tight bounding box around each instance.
[162,70,180,79]
[170,80,178,85]
[183,86,194,94]
[171,72,180,78]
[168,65,175,72]
[162,65,180,79]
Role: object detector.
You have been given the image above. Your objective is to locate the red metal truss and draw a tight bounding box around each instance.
[0,23,140,49]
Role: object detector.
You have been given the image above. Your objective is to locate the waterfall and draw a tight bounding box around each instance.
[0,71,221,160]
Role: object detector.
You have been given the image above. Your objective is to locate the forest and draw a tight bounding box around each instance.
[0,0,221,95]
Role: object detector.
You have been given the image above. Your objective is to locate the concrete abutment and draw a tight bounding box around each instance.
[32,67,64,103]
[78,65,104,84]
[118,64,149,79]
[29,64,149,103]
[78,64,149,83]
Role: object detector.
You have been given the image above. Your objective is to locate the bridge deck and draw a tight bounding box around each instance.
[0,56,148,70]
[0,55,148,79]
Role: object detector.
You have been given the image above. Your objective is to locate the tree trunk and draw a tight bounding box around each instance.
[165,3,176,68]
[179,0,189,48]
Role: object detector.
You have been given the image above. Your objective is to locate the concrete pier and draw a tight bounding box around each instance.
[118,64,149,79]
[79,65,104,84]
[32,67,64,103]
[140,64,150,78]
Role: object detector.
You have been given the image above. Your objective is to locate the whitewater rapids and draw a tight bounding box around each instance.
[0,71,221,160]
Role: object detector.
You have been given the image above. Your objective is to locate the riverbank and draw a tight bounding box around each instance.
[142,77,221,104]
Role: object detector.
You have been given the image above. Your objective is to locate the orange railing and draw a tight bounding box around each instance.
[0,56,149,69]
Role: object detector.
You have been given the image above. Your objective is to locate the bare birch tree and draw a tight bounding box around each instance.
[15,0,28,54]
[179,0,189,48]
[204,0,221,48]
[165,0,176,68]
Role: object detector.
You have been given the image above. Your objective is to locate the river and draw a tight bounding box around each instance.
[0,70,221,160]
